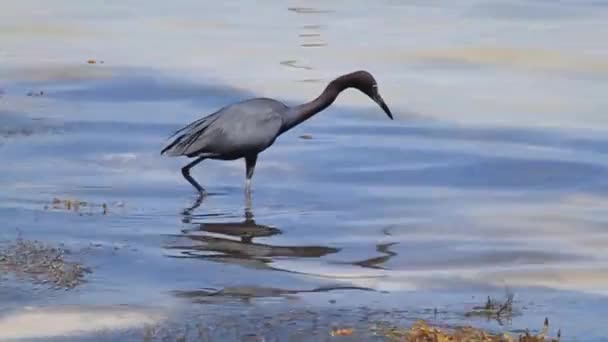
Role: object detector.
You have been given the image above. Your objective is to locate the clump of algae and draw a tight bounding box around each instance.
[377,318,559,342]
[0,237,90,289]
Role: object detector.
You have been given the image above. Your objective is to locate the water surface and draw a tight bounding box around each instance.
[1,1,608,340]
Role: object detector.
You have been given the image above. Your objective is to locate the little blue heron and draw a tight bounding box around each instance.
[161,70,393,195]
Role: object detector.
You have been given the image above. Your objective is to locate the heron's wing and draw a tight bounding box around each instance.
[161,98,286,157]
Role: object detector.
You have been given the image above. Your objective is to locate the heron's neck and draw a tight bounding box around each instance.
[280,81,343,134]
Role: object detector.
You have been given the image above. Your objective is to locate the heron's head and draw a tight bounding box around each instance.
[338,70,393,120]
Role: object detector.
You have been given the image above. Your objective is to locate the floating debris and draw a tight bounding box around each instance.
[299,134,313,140]
[0,237,90,289]
[135,308,562,342]
[330,327,353,336]
[45,197,120,215]
[375,318,560,342]
[86,59,104,64]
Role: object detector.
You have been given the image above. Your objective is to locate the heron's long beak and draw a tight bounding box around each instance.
[373,93,393,120]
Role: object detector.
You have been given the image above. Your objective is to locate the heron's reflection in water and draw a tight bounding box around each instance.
[173,284,377,303]
[166,194,384,302]
[351,242,398,270]
[165,194,340,271]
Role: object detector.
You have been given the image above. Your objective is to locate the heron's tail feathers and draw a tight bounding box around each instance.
[160,112,221,157]
[160,138,183,156]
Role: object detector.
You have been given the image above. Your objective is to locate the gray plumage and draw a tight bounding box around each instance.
[161,70,393,195]
[162,98,286,159]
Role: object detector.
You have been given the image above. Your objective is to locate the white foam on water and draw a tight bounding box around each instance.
[0,305,164,340]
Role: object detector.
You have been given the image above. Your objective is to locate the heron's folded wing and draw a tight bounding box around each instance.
[161,98,286,157]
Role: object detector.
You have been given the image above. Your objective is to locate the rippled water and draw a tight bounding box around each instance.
[2,1,608,341]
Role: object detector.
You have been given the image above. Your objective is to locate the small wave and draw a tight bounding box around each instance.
[0,111,62,139]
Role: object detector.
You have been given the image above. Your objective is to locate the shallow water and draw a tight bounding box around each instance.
[2,1,608,341]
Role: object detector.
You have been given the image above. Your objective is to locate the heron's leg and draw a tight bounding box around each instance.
[244,154,258,194]
[181,156,206,195]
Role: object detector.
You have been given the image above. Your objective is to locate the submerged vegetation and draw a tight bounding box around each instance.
[0,237,90,289]
[377,318,559,342]
[137,292,561,342]
[139,316,560,342]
